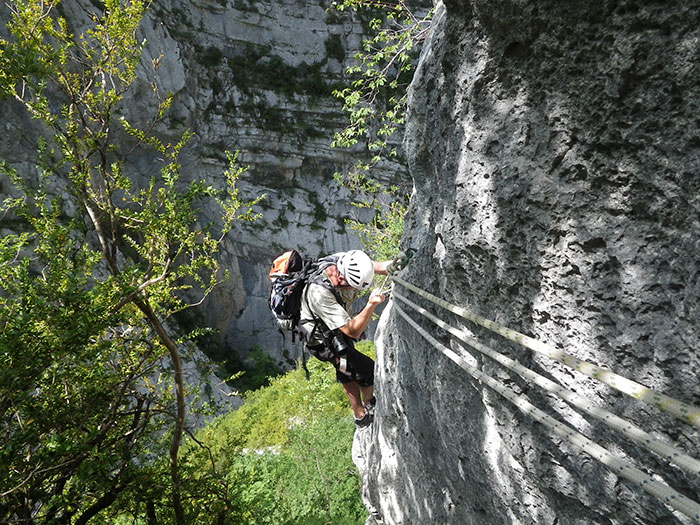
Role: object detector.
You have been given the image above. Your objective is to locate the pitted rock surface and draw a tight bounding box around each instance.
[362,1,700,523]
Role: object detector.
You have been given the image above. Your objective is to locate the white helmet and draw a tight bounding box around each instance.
[337,250,374,290]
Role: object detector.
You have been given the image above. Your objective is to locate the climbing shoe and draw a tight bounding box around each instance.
[363,396,377,418]
[354,411,373,428]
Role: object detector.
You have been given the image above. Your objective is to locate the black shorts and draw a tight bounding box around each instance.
[307,341,374,387]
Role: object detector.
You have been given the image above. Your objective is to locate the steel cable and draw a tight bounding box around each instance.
[392,276,700,428]
[394,290,700,477]
[393,303,700,523]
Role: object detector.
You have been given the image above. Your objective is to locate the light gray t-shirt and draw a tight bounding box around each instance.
[300,273,356,346]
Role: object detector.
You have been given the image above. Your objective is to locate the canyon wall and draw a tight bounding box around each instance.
[0,0,407,367]
[362,0,699,523]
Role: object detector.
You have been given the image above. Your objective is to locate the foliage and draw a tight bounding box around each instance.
[325,33,346,62]
[226,44,337,99]
[175,345,376,524]
[328,0,432,258]
[209,355,350,450]
[230,345,284,393]
[338,172,409,262]
[0,0,262,522]
[330,0,432,157]
[264,415,367,524]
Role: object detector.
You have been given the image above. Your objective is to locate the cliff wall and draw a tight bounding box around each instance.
[0,0,406,366]
[363,0,700,523]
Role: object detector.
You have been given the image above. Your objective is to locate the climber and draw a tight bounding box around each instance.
[299,249,406,428]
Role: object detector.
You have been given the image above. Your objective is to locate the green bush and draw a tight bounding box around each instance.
[231,345,283,393]
[178,344,377,523]
[201,45,224,67]
[207,356,348,450]
[226,46,332,99]
[325,34,345,62]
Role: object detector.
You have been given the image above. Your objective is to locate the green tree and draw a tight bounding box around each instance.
[0,0,261,522]
[329,0,432,258]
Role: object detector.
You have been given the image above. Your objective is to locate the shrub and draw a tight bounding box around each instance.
[201,45,224,67]
[231,345,284,392]
[180,345,377,523]
[325,33,346,62]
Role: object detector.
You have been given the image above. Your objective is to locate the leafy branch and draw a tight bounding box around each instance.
[329,0,432,258]
[330,0,432,159]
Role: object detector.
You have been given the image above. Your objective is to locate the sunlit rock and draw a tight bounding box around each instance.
[363,1,700,523]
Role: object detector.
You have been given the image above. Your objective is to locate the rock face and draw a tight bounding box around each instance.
[132,0,406,364]
[363,0,700,523]
[0,0,405,366]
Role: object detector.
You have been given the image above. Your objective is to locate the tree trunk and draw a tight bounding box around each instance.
[136,299,186,525]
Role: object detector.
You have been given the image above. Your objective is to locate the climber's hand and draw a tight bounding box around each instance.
[368,289,386,306]
[387,251,412,274]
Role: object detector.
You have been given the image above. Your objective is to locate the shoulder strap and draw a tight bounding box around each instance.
[308,271,345,305]
[299,271,347,343]
[299,281,322,344]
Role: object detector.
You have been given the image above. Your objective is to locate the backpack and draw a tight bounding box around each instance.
[268,249,338,340]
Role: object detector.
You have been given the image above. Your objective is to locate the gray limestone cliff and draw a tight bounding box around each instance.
[0,0,406,367]
[362,0,699,523]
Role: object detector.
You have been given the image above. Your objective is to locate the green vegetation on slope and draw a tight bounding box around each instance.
[176,343,376,524]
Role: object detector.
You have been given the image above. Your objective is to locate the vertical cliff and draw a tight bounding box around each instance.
[0,0,407,365]
[363,0,700,523]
